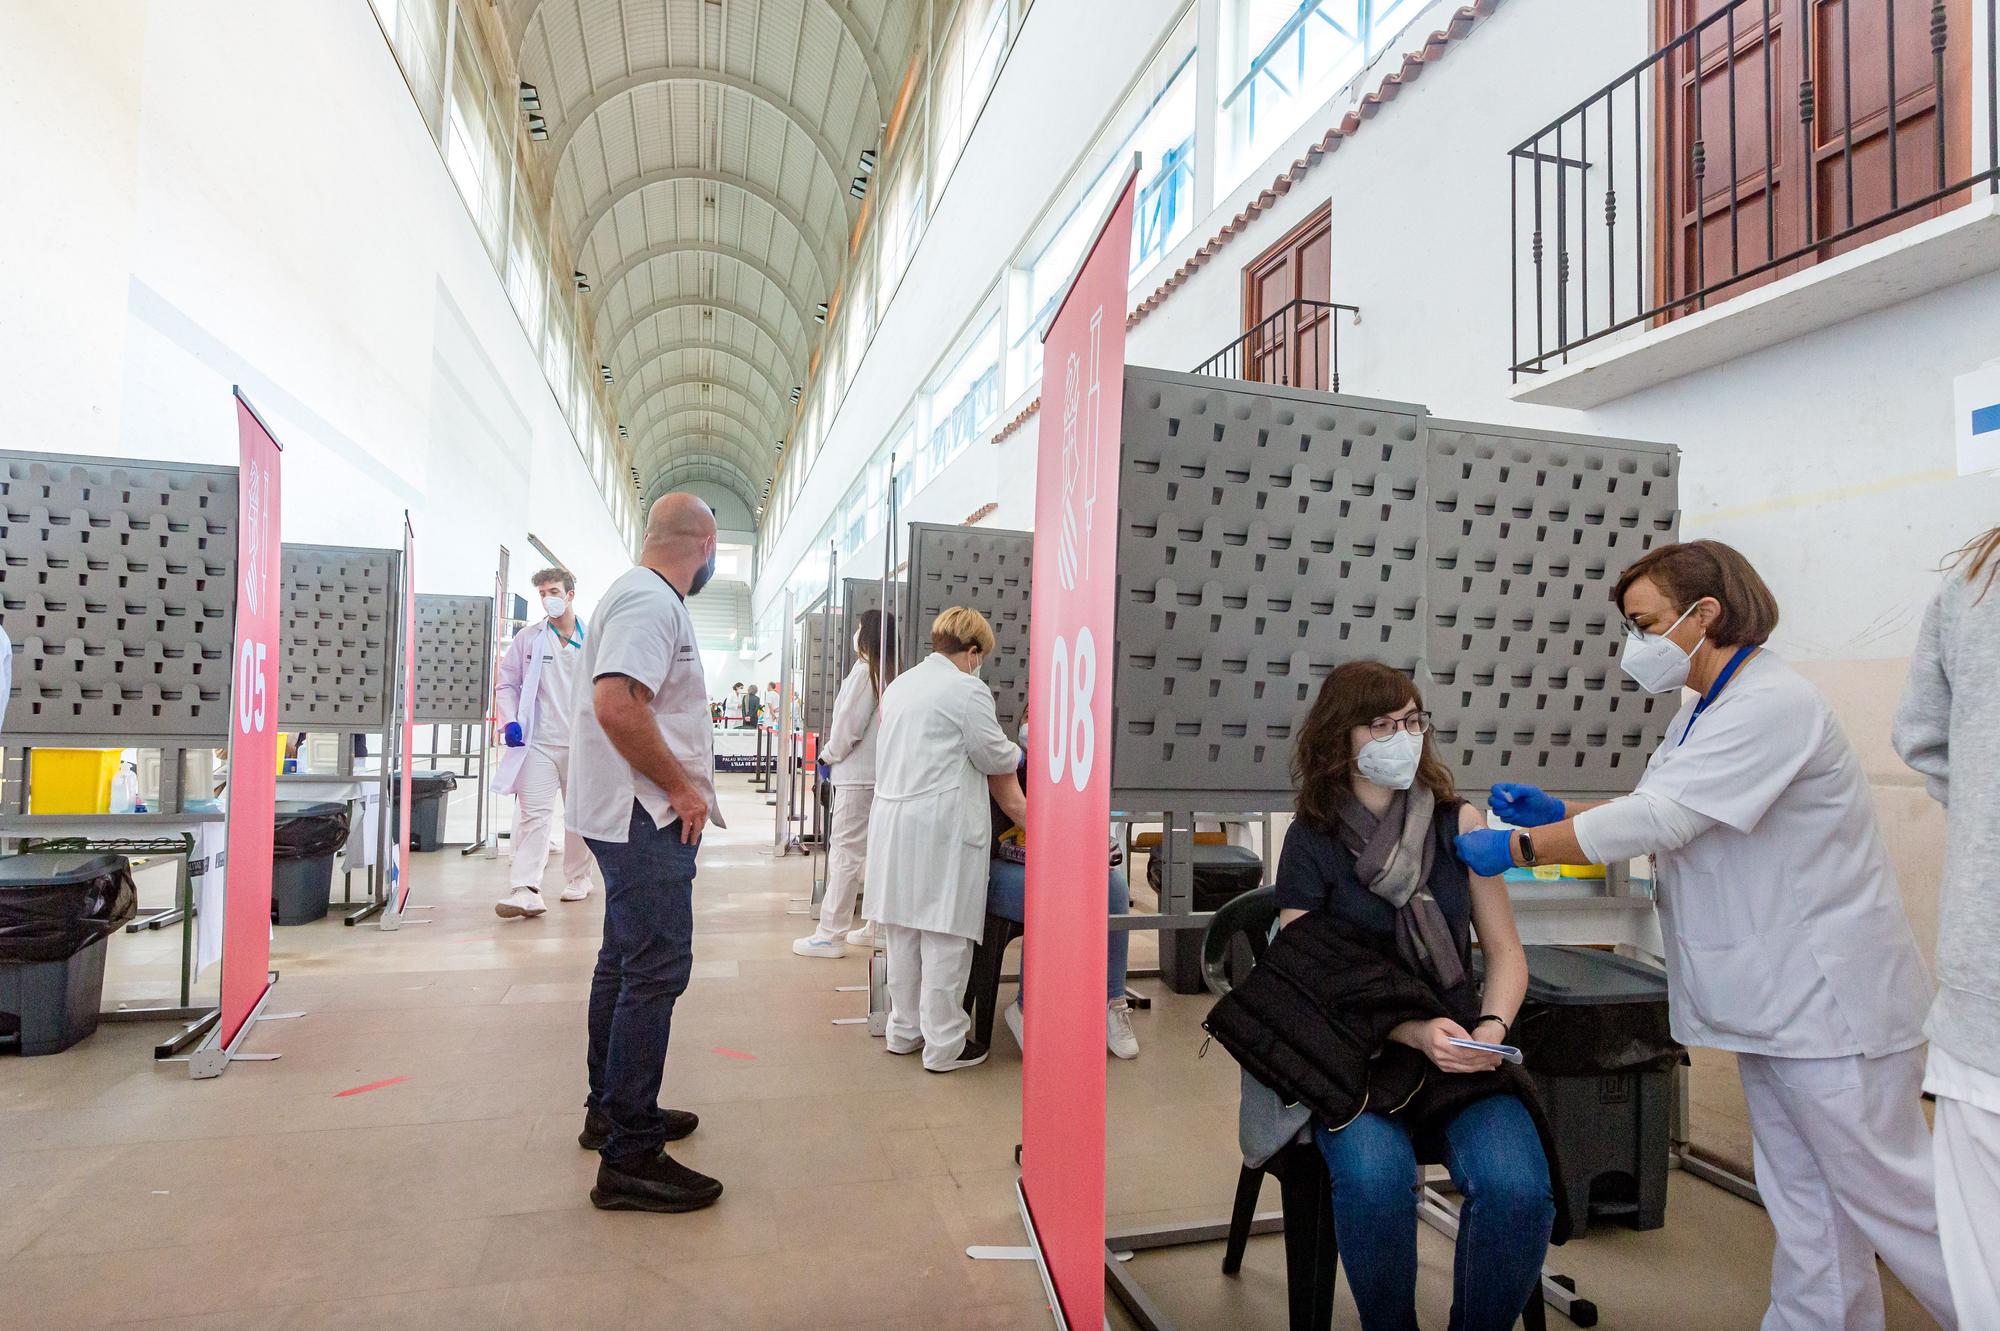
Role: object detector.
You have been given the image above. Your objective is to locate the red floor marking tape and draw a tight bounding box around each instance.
[334,1076,410,1098]
[710,1047,757,1061]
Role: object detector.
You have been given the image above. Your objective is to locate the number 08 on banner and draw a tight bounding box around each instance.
[1043,627,1096,792]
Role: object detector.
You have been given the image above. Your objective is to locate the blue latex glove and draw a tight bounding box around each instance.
[503,721,524,748]
[1454,828,1518,877]
[816,759,831,783]
[1489,782,1565,827]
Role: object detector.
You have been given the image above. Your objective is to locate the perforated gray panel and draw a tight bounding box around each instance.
[278,544,398,729]
[1425,420,1680,794]
[840,577,904,674]
[1111,370,1429,807]
[798,609,834,733]
[412,594,494,723]
[0,449,238,741]
[902,525,1032,734]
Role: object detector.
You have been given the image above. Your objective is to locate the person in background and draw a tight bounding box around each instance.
[741,681,761,729]
[988,711,1140,1059]
[863,607,1022,1072]
[1455,540,1955,1330]
[1268,660,1549,1330]
[793,608,896,959]
[764,681,781,728]
[1895,524,2000,1329]
[567,494,725,1214]
[493,567,593,919]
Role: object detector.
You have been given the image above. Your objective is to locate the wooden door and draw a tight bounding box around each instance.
[1241,203,1332,389]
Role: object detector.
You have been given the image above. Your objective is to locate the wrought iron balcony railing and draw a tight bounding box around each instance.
[1192,298,1360,392]
[1510,0,1999,379]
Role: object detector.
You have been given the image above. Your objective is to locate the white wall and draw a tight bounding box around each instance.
[0,2,632,620]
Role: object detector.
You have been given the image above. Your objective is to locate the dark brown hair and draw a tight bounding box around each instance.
[855,608,898,694]
[1946,527,2000,603]
[529,566,574,594]
[1291,661,1457,830]
[1612,540,1779,647]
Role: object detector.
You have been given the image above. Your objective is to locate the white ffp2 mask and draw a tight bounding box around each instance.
[541,594,568,618]
[1620,603,1702,694]
[1356,729,1422,790]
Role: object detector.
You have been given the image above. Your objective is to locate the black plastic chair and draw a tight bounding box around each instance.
[1204,889,1548,1331]
[961,910,1025,1048]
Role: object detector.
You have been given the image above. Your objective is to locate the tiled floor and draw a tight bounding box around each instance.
[0,775,1937,1329]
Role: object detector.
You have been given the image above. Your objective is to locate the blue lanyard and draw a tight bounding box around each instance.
[551,617,584,650]
[1678,645,1756,745]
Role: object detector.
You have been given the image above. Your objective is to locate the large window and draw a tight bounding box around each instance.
[930,0,1010,189]
[876,161,927,320]
[922,315,1002,482]
[1221,0,1425,191]
[444,21,509,258]
[366,0,447,132]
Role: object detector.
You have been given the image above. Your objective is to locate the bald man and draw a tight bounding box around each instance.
[567,492,728,1214]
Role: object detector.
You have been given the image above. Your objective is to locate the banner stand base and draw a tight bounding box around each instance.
[145,1008,219,1060]
[379,904,434,932]
[183,972,301,1080]
[962,1177,1077,1331]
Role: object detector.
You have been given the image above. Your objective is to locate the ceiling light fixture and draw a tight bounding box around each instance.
[600,365,614,383]
[849,177,868,200]
[574,271,591,292]
[789,386,802,403]
[813,303,829,324]
[858,148,876,175]
[519,82,541,111]
[527,115,548,140]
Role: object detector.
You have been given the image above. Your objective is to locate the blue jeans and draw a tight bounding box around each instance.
[1314,1093,1554,1331]
[985,859,1129,1005]
[583,801,700,1164]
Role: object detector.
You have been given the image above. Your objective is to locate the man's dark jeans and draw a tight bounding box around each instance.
[583,800,700,1164]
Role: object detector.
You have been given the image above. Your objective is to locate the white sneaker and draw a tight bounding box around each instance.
[792,936,848,959]
[1003,998,1025,1050]
[559,880,592,902]
[1106,999,1139,1060]
[495,888,547,919]
[845,925,880,949]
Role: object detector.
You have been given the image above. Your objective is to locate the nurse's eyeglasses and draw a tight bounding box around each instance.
[1368,711,1433,740]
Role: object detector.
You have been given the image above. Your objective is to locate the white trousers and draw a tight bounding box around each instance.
[1935,1094,2000,1330]
[883,923,975,1071]
[1736,1047,1957,1331]
[508,744,593,891]
[810,783,873,941]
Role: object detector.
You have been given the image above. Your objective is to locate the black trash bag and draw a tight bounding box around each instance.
[1511,999,1682,1076]
[0,854,139,963]
[395,771,459,793]
[272,801,351,861]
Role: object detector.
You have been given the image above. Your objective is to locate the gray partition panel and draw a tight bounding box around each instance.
[798,608,833,733]
[840,577,905,675]
[1112,370,1430,808]
[901,525,1032,734]
[0,449,239,742]
[1425,420,1680,794]
[412,594,494,723]
[278,544,399,729]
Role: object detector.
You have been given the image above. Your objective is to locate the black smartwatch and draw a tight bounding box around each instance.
[1514,829,1537,868]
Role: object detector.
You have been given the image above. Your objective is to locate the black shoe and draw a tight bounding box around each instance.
[590,1150,723,1213]
[580,1108,698,1151]
[926,1039,989,1073]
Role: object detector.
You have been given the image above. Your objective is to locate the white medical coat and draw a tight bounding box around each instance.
[0,622,11,736]
[821,659,880,786]
[1639,652,1930,1059]
[493,618,581,796]
[862,652,1021,941]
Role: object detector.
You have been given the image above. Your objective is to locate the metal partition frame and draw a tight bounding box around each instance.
[900,523,1033,734]
[408,593,496,853]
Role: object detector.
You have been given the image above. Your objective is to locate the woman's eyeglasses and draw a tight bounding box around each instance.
[1368,711,1433,741]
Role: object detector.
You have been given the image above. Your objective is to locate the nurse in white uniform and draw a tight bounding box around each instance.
[792,607,897,958]
[493,568,595,918]
[863,607,1024,1073]
[1455,540,1955,1331]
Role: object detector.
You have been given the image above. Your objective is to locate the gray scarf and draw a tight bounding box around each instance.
[1336,785,1464,989]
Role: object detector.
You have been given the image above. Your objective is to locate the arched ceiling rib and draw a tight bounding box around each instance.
[606,299,809,386]
[644,458,763,517]
[508,0,920,512]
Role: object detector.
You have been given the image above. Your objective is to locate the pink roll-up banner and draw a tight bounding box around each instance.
[1020,158,1138,1329]
[219,390,283,1049]
[390,514,416,920]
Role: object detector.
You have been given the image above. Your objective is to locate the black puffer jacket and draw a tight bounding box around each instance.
[1203,908,1573,1244]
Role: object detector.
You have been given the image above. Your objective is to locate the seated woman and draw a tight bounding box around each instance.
[985,745,1139,1059]
[1272,660,1554,1331]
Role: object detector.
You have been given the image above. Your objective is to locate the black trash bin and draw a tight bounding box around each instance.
[1493,945,1682,1236]
[0,853,137,1056]
[271,800,351,925]
[390,771,458,851]
[1149,843,1264,995]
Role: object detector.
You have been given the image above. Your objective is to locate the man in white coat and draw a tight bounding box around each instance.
[863,607,1024,1072]
[493,567,594,918]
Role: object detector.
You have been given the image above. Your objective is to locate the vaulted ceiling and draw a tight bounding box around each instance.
[504,0,919,526]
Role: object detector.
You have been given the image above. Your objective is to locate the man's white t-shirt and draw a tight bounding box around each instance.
[533,625,582,752]
[567,567,722,843]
